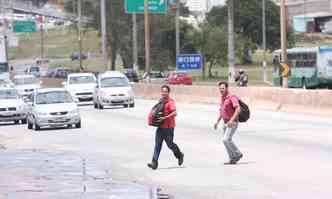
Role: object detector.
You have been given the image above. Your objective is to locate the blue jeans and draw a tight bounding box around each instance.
[152,128,182,161]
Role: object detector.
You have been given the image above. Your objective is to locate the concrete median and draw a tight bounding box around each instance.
[133,83,332,116]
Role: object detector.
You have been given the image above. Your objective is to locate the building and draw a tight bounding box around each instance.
[274,0,332,20]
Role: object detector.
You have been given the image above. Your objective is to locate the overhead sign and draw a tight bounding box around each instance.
[176,54,203,70]
[12,20,37,33]
[125,0,167,14]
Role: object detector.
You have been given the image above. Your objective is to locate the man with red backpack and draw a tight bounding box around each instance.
[214,81,244,165]
[147,85,184,170]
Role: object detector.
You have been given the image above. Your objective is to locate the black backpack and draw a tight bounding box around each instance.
[238,99,250,122]
[149,99,165,127]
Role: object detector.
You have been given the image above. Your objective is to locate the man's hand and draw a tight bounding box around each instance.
[226,121,235,128]
[214,122,219,130]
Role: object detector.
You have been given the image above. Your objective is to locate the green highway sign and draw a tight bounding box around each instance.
[12,20,37,33]
[125,0,167,14]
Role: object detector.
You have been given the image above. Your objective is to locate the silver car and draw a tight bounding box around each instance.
[13,74,41,97]
[93,71,135,109]
[0,87,27,124]
[27,88,81,130]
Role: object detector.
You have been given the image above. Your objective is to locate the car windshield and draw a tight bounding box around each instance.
[101,77,129,88]
[36,91,73,105]
[69,76,95,84]
[30,67,40,72]
[150,72,163,78]
[14,77,39,85]
[0,89,18,99]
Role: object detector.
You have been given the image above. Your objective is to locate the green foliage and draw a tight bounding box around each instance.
[206,0,295,64]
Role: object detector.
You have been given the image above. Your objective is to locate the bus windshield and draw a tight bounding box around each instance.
[0,63,8,73]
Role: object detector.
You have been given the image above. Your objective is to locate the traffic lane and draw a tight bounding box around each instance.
[0,100,332,198]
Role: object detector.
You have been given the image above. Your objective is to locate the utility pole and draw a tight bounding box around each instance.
[262,0,267,83]
[100,0,108,69]
[40,18,44,59]
[78,0,83,71]
[175,0,180,55]
[132,13,138,72]
[227,0,235,83]
[144,0,150,74]
[280,0,288,88]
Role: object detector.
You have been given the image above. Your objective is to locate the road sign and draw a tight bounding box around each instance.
[280,63,289,77]
[12,21,37,33]
[176,54,203,70]
[125,0,167,14]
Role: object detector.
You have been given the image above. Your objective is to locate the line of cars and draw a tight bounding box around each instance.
[124,69,193,85]
[0,71,135,131]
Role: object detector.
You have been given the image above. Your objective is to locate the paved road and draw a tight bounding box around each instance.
[0,99,331,199]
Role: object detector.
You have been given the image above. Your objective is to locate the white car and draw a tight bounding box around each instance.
[26,88,81,130]
[63,73,96,103]
[93,71,135,109]
[0,87,27,124]
[13,74,41,97]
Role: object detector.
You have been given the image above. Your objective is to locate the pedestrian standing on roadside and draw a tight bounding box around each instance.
[147,85,184,170]
[214,81,243,164]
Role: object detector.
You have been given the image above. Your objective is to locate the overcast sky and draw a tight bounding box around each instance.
[211,0,225,6]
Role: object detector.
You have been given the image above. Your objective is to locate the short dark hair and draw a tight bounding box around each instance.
[218,81,228,88]
[161,84,171,92]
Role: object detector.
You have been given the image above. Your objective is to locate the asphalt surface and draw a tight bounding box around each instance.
[0,99,332,199]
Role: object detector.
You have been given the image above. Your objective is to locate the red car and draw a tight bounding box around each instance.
[166,71,192,85]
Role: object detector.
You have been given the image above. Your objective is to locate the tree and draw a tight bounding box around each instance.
[206,0,295,64]
[187,24,228,78]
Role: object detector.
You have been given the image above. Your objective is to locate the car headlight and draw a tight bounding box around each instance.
[69,109,79,114]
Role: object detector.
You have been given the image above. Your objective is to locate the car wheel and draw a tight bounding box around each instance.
[94,102,98,109]
[75,121,81,128]
[98,103,104,110]
[35,122,41,131]
[27,120,33,129]
[14,120,19,124]
[124,104,129,108]
[21,119,27,124]
[129,103,135,108]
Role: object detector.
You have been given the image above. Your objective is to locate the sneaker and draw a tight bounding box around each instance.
[224,159,237,165]
[234,154,243,162]
[147,160,158,170]
[178,153,184,166]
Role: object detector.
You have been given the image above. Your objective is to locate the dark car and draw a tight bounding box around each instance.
[124,69,139,82]
[54,68,73,79]
[70,52,87,61]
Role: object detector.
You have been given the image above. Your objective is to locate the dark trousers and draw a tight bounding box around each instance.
[152,127,182,161]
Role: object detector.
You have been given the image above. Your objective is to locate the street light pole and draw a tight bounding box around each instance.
[132,13,138,72]
[280,0,288,88]
[100,0,108,69]
[262,0,267,83]
[78,0,83,71]
[228,0,235,83]
[175,0,180,56]
[144,0,150,74]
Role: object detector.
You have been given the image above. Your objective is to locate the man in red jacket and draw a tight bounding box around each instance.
[147,85,184,170]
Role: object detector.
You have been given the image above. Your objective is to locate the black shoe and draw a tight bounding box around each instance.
[147,160,158,170]
[178,153,184,166]
[224,159,237,165]
[234,154,243,162]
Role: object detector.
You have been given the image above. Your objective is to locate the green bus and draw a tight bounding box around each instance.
[272,47,332,88]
